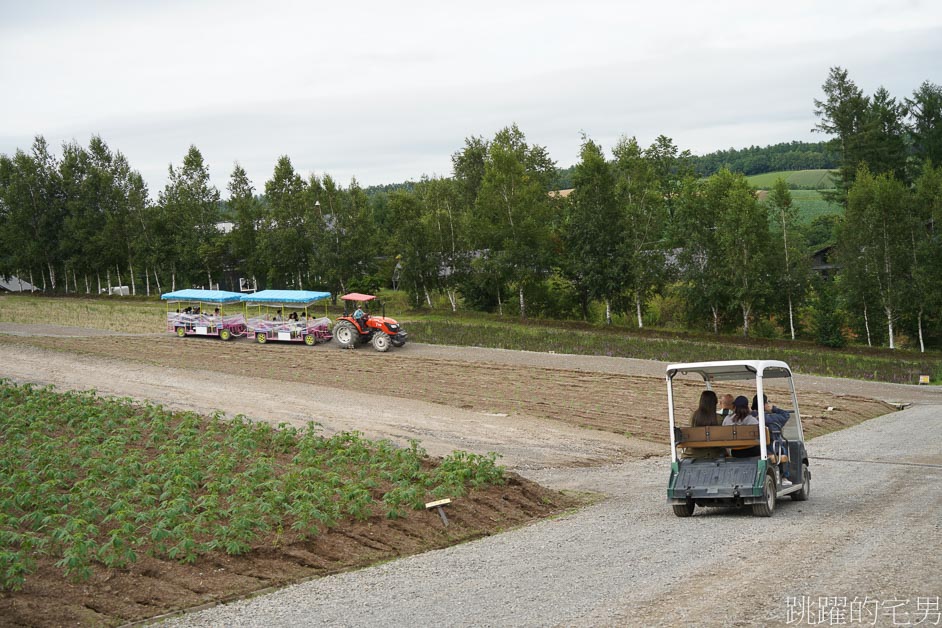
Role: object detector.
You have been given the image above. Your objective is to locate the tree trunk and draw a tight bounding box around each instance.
[107,269,112,293]
[424,286,432,307]
[40,268,47,292]
[47,262,56,291]
[447,289,458,312]
[497,287,503,317]
[604,298,612,325]
[63,266,69,294]
[154,268,162,294]
[787,295,795,340]
[84,274,90,294]
[918,309,925,353]
[116,265,123,292]
[129,261,136,296]
[885,306,895,349]
[207,269,212,289]
[297,270,303,290]
[518,285,526,320]
[171,264,176,292]
[863,305,872,347]
[711,305,719,334]
[97,272,102,295]
[73,269,79,294]
[29,269,36,292]
[145,266,151,297]
[741,303,751,337]
[636,294,644,329]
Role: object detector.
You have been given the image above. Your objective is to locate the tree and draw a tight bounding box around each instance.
[227,164,262,289]
[840,166,913,349]
[906,81,942,167]
[157,146,221,289]
[860,87,908,181]
[473,124,556,319]
[613,136,673,327]
[564,137,625,324]
[0,137,64,291]
[713,171,772,336]
[813,66,870,199]
[260,156,309,289]
[908,162,942,352]
[767,178,810,339]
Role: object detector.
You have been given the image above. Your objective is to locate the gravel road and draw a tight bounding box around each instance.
[166,404,941,627]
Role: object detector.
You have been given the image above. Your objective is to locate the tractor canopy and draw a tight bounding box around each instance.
[339,292,376,302]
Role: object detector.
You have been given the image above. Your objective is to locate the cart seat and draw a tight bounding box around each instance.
[677,426,786,462]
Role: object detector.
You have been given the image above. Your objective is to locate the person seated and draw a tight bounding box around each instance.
[718,393,735,419]
[289,312,298,322]
[690,390,719,427]
[682,390,725,460]
[353,304,367,326]
[752,394,792,484]
[723,396,760,458]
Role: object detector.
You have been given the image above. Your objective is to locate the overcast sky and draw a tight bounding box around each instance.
[1,0,940,197]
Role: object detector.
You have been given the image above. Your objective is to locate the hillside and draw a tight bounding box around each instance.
[746,169,836,189]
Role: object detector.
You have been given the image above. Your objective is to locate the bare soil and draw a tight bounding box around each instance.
[0,324,902,626]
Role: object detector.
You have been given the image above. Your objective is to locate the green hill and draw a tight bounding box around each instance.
[746,169,836,190]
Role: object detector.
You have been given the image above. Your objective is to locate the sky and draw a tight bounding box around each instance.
[1,0,941,197]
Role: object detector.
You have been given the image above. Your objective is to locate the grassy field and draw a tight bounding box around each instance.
[2,294,938,384]
[0,381,505,592]
[746,169,836,189]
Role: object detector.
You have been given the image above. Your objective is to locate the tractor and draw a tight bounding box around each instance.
[332,293,407,352]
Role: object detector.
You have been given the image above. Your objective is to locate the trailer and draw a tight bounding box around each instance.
[160,289,247,340]
[242,290,332,345]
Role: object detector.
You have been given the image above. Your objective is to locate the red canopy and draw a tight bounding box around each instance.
[340,292,376,301]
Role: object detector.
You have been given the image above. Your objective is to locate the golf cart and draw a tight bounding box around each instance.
[332,292,407,352]
[666,360,810,517]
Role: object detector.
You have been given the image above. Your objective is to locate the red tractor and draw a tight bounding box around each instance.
[332,293,407,352]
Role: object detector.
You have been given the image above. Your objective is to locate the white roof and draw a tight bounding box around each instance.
[666,360,793,381]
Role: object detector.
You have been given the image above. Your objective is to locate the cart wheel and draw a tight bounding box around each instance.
[791,464,811,501]
[672,502,695,517]
[304,334,316,346]
[219,329,232,341]
[256,332,267,344]
[752,471,777,517]
[176,327,186,338]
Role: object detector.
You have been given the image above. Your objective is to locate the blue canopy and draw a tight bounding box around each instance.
[160,289,244,303]
[241,290,332,306]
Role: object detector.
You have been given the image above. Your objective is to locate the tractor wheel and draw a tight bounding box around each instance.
[372,331,391,352]
[304,334,316,346]
[672,502,695,518]
[333,321,357,348]
[256,332,267,344]
[176,327,186,338]
[752,471,777,517]
[219,328,232,341]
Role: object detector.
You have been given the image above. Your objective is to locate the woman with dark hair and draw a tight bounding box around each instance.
[723,395,761,457]
[682,391,725,460]
[690,390,719,427]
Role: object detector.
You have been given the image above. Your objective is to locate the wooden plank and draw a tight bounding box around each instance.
[425,498,452,509]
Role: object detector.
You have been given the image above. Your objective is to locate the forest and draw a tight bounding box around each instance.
[1,67,941,351]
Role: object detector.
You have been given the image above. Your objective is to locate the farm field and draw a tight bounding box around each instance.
[746,168,835,189]
[0,380,572,626]
[0,312,927,626]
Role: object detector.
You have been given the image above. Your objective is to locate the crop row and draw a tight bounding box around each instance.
[0,380,504,590]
